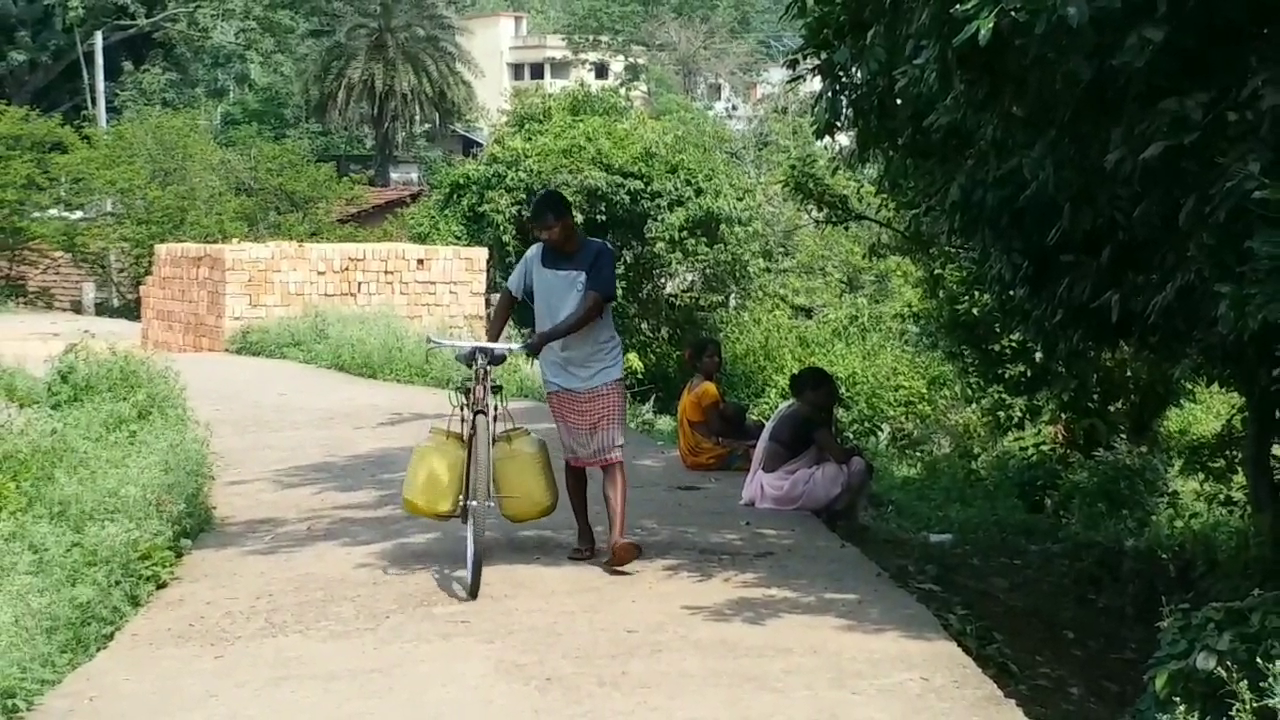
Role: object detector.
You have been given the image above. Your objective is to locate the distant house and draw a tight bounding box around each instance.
[436,126,489,158]
[743,65,823,104]
[708,65,826,131]
[336,187,426,228]
[458,12,643,127]
[323,153,423,188]
[321,127,489,189]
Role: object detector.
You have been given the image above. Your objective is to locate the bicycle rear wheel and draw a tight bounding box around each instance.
[464,413,491,601]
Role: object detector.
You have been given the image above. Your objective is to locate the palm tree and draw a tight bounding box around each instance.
[310,0,478,186]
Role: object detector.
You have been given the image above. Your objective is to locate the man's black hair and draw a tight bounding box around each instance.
[530,188,574,223]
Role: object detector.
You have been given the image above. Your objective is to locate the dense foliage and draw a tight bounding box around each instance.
[787,0,1279,546]
[782,0,1280,715]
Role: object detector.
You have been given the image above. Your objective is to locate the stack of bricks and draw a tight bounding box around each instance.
[140,242,489,353]
[139,244,228,352]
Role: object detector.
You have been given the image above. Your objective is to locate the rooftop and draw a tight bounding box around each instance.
[336,187,425,224]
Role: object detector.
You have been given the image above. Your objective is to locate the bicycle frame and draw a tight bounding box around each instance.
[429,337,522,519]
[463,356,498,426]
[458,355,496,521]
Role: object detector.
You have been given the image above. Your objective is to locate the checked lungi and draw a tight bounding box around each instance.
[545,379,627,467]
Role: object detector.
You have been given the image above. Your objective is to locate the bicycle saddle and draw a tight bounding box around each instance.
[455,348,509,367]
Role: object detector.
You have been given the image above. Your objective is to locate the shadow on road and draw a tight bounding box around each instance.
[199,398,949,644]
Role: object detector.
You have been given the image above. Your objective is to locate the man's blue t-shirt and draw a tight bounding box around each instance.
[506,237,624,392]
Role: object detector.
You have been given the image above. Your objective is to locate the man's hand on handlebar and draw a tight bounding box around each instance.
[523,332,550,358]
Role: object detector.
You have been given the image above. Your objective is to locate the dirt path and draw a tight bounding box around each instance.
[7,313,1025,720]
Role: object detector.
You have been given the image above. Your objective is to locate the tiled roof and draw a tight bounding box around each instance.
[336,186,425,222]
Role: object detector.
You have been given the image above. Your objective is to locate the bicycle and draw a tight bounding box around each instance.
[426,336,525,601]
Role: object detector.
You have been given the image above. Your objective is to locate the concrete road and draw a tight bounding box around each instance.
[3,312,1026,720]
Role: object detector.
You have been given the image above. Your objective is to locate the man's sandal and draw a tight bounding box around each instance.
[604,540,642,568]
[567,546,597,562]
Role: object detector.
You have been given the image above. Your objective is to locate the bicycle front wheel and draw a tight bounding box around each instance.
[464,413,491,601]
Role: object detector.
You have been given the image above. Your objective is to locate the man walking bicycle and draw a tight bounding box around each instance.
[486,189,642,568]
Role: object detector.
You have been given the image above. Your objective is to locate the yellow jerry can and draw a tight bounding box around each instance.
[492,427,558,523]
[402,427,466,520]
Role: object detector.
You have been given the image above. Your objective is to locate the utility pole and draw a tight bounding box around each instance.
[92,27,119,310]
[93,29,107,130]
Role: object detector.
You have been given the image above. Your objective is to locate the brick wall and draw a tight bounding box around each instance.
[0,244,111,312]
[139,242,488,353]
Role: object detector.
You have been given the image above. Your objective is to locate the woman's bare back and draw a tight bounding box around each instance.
[759,404,822,472]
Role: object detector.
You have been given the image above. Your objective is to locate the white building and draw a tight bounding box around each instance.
[705,65,824,131]
[458,12,635,127]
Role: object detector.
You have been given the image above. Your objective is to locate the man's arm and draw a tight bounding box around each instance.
[486,290,517,343]
[534,243,616,345]
[536,292,607,345]
[488,249,531,342]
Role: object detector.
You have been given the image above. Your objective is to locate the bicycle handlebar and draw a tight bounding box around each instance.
[427,336,525,352]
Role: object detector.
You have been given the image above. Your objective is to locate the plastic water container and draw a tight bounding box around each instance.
[402,427,466,519]
[492,427,558,523]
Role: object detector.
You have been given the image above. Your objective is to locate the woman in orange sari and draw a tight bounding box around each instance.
[676,338,759,471]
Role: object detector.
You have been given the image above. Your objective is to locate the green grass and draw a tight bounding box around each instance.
[226,309,678,442]
[0,345,214,718]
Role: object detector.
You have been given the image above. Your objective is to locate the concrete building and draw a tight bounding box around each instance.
[458,12,634,125]
[743,65,823,104]
[709,65,826,131]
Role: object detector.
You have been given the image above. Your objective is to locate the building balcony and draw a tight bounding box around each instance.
[509,33,567,48]
[509,46,574,64]
[511,78,574,91]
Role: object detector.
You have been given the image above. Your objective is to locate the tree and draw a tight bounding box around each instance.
[406,86,770,401]
[556,0,793,45]
[552,0,794,104]
[788,0,1279,545]
[54,107,356,291]
[642,14,759,101]
[1,0,195,115]
[308,0,478,187]
[0,103,80,302]
[112,0,317,118]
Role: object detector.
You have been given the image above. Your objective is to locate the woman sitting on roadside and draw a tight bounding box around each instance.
[677,337,760,471]
[741,366,872,521]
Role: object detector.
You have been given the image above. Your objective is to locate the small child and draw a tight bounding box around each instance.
[721,401,762,441]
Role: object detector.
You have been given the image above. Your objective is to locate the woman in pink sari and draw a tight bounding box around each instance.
[741,366,872,520]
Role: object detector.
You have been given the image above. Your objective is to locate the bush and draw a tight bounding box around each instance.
[0,103,81,306]
[1159,384,1246,488]
[226,309,680,441]
[406,86,771,404]
[1136,591,1280,720]
[718,300,960,446]
[227,309,546,402]
[0,345,213,717]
